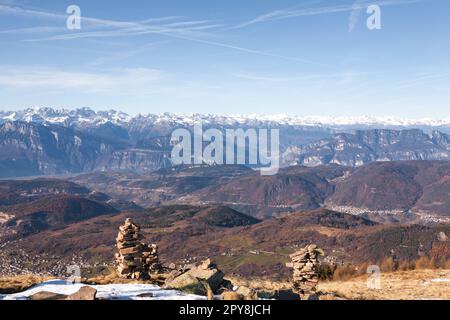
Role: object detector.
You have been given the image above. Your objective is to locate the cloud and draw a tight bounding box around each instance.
[229,70,365,83]
[233,0,424,29]
[0,3,220,42]
[0,66,163,91]
[394,71,450,90]
[0,3,313,64]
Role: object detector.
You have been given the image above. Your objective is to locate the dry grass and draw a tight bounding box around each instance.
[2,269,449,300]
[227,276,291,292]
[318,269,450,300]
[0,274,52,294]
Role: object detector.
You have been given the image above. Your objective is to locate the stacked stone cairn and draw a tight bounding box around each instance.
[286,244,324,299]
[115,218,161,280]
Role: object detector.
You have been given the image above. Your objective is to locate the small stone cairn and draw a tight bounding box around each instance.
[286,244,324,299]
[115,218,161,280]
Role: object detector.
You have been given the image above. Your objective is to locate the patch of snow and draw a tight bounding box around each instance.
[1,279,206,301]
[431,278,450,283]
[51,131,59,143]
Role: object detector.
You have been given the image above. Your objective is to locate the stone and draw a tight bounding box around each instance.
[67,286,97,301]
[165,262,225,295]
[286,244,324,300]
[136,292,154,298]
[235,286,257,300]
[222,291,243,300]
[30,291,68,301]
[199,258,215,270]
[115,218,161,280]
[270,289,301,301]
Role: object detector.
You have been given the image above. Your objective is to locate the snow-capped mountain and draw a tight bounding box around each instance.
[3,107,450,130]
[3,107,450,179]
[0,107,132,128]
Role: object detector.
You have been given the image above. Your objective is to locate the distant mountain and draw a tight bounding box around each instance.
[0,107,333,145]
[3,107,450,131]
[4,108,450,178]
[287,129,450,167]
[0,121,171,178]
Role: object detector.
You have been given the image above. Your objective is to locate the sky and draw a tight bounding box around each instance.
[0,0,449,118]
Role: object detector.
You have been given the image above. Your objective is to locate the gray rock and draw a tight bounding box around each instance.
[67,286,97,300]
[30,291,68,301]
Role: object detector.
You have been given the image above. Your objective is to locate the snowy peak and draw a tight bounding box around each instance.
[0,107,132,127]
[2,107,450,129]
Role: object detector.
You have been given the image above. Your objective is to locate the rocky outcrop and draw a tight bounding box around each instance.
[115,218,161,280]
[164,259,227,295]
[0,121,168,179]
[286,244,324,300]
[292,129,450,167]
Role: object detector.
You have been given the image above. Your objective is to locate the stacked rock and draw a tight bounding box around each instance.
[286,244,324,299]
[115,218,161,280]
[142,243,161,273]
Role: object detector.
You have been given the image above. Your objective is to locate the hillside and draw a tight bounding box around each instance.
[2,195,118,237]
[327,161,450,222]
[70,165,253,208]
[183,165,348,218]
[2,203,448,280]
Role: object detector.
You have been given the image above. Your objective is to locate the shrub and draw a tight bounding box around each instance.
[415,256,435,270]
[332,264,358,281]
[380,257,397,272]
[398,260,415,271]
[317,263,335,280]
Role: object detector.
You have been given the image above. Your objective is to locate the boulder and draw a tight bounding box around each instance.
[30,291,68,301]
[66,286,97,300]
[165,265,225,295]
[270,289,301,301]
[222,291,243,300]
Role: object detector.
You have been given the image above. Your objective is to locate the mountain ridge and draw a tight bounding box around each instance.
[4,107,450,128]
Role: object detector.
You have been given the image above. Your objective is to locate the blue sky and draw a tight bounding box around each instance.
[0,0,449,117]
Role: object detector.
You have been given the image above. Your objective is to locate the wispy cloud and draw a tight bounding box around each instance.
[88,41,170,67]
[394,71,450,90]
[0,66,163,91]
[0,3,314,64]
[232,0,423,30]
[0,3,220,38]
[229,70,365,83]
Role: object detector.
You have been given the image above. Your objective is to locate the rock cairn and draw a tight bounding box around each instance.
[286,244,324,299]
[115,218,161,280]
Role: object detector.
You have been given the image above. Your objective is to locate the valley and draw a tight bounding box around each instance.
[0,109,449,300]
[0,163,449,283]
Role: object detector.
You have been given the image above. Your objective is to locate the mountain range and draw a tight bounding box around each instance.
[3,108,450,178]
[3,107,450,130]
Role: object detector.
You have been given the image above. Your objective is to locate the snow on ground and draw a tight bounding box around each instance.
[1,279,206,300]
[431,278,450,283]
